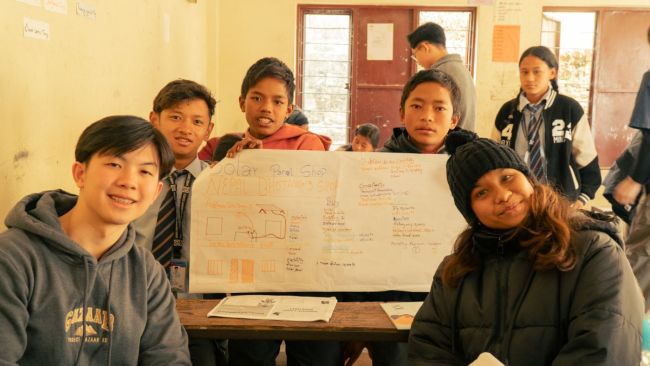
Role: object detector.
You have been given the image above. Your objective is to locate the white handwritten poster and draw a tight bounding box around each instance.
[190,150,465,293]
[23,18,50,40]
[494,0,523,24]
[76,1,96,20]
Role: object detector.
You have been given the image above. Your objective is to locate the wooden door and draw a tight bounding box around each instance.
[350,8,415,147]
[592,10,650,167]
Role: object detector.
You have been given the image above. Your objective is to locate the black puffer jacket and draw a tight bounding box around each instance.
[408,213,643,366]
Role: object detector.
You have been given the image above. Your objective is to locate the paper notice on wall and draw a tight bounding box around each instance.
[16,0,41,6]
[367,23,393,61]
[494,0,523,24]
[492,25,520,62]
[76,1,96,19]
[44,0,67,14]
[189,150,465,293]
[24,18,50,40]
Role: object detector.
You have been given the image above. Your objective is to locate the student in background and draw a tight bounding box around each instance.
[225,57,338,366]
[286,105,310,130]
[337,123,381,152]
[131,80,226,365]
[198,135,220,161]
[492,46,601,209]
[615,25,650,311]
[0,116,191,365]
[408,130,642,365]
[212,133,244,162]
[407,22,476,132]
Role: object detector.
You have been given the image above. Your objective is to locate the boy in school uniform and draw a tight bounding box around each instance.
[336,122,381,152]
[131,79,226,365]
[350,68,461,366]
[224,57,338,366]
[407,22,476,132]
[0,116,190,365]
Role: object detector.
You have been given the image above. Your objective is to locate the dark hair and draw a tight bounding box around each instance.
[286,106,309,126]
[519,46,559,91]
[240,57,295,104]
[355,123,381,148]
[75,115,175,179]
[212,133,244,162]
[441,184,577,287]
[153,79,217,117]
[407,22,446,49]
[400,69,461,117]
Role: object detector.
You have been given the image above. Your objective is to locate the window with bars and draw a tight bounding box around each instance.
[298,12,352,147]
[541,12,596,116]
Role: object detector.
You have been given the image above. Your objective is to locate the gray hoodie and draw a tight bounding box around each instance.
[0,190,190,365]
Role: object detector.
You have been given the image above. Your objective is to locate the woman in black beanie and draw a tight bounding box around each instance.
[408,130,643,365]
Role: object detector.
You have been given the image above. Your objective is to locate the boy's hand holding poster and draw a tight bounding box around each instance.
[190,150,464,293]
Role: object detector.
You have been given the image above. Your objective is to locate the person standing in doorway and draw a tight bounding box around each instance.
[407,22,477,132]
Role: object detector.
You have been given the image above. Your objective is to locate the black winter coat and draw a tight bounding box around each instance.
[408,216,643,366]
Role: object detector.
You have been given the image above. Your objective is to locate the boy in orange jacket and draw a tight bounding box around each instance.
[225,57,331,157]
[225,57,338,366]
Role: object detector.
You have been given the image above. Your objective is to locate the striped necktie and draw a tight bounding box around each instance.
[152,170,189,269]
[525,104,545,181]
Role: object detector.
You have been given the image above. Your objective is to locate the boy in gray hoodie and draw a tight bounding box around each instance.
[0,115,191,365]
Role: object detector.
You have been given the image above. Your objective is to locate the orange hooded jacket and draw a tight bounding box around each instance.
[245,124,331,151]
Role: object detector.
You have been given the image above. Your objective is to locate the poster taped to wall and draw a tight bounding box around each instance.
[189,150,465,293]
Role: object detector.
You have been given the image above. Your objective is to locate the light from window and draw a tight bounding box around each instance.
[419,11,473,70]
[300,13,352,148]
[541,12,596,116]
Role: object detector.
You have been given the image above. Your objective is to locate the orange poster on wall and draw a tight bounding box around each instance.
[492,25,520,62]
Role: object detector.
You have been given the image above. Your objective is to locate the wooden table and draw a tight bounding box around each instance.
[177,299,409,342]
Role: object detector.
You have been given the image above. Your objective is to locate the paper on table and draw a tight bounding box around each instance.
[208,295,337,322]
[380,302,423,330]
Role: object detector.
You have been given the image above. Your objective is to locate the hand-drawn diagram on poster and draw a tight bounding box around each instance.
[190,150,465,293]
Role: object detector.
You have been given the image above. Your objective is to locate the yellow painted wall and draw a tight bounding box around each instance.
[0,0,219,225]
[2,0,649,225]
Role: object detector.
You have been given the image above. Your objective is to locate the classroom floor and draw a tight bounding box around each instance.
[276,348,373,366]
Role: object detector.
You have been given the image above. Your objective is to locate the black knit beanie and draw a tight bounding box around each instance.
[445,130,533,224]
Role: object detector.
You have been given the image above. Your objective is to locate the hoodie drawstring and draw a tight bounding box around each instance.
[74,257,90,366]
[106,261,115,366]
